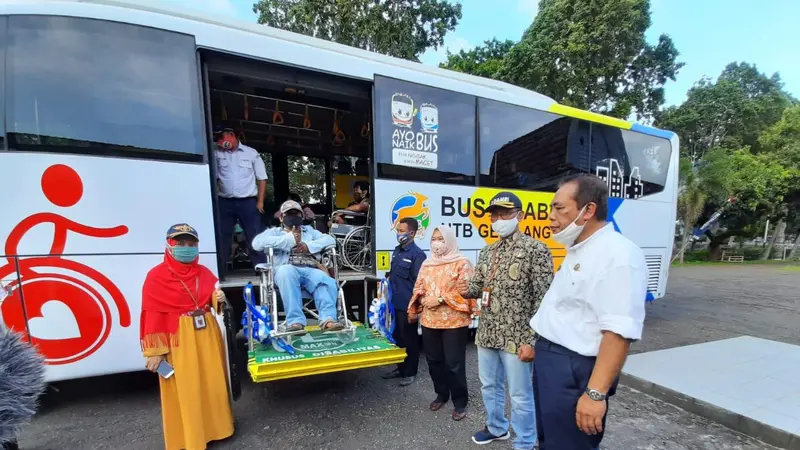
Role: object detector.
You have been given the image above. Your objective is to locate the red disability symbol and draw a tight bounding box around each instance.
[0,164,131,365]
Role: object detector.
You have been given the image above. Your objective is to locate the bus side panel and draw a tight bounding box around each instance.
[0,153,217,382]
[373,179,673,298]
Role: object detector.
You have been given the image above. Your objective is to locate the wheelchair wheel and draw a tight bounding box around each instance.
[341,226,371,272]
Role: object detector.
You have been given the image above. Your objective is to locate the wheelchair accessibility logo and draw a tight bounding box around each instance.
[389,192,431,238]
[0,164,131,365]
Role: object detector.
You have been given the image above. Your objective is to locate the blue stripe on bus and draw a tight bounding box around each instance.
[608,197,623,233]
[630,123,675,140]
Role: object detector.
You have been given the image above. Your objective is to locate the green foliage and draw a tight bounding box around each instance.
[252,0,462,61]
[439,38,514,79]
[498,0,682,120]
[656,63,792,161]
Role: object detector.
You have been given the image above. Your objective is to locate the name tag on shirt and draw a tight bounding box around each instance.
[403,258,412,263]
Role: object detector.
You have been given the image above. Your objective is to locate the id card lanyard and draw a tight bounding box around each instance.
[173,273,207,330]
[482,242,504,308]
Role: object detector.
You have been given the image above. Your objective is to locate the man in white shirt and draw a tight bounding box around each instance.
[215,127,268,278]
[530,173,647,450]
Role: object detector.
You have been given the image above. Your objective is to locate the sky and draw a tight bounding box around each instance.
[135,0,799,108]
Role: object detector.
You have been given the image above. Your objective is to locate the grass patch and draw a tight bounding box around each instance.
[671,259,799,267]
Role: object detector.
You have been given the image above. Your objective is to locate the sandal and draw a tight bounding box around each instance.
[429,398,447,411]
[282,323,307,335]
[320,320,344,332]
[452,408,467,421]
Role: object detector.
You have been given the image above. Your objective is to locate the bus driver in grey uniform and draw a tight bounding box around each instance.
[214,126,268,277]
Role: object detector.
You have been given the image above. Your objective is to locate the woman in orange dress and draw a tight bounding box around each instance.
[408,225,476,421]
[140,223,234,450]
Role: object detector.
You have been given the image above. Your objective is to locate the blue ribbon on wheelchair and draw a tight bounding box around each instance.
[369,279,396,345]
[241,283,296,355]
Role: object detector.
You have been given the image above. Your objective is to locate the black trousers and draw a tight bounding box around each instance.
[392,309,420,377]
[422,326,469,409]
[533,337,618,450]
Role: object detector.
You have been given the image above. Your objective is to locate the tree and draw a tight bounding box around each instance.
[499,0,682,120]
[656,63,792,161]
[701,149,792,260]
[252,0,463,61]
[759,105,800,259]
[676,158,707,263]
[439,38,515,79]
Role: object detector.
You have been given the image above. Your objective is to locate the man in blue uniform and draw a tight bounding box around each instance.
[382,217,426,386]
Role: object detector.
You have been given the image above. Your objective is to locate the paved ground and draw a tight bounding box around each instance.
[17,265,799,450]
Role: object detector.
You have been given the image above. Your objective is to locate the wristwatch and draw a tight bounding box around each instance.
[585,388,607,401]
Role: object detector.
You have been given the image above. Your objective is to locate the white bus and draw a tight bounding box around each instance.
[0,0,679,383]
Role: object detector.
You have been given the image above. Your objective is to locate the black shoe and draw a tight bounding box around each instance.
[3,441,20,450]
[381,369,401,379]
[399,375,416,386]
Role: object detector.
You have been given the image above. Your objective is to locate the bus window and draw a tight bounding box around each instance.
[479,98,586,192]
[374,76,476,185]
[5,16,204,162]
[591,125,671,197]
[288,154,327,205]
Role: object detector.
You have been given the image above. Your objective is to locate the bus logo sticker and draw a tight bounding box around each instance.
[419,103,439,133]
[390,192,431,238]
[0,164,131,365]
[389,93,439,170]
[391,93,416,127]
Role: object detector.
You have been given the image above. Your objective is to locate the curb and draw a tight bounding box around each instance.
[621,372,800,450]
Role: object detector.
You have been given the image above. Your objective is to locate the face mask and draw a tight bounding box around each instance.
[170,246,198,263]
[397,233,412,245]
[492,216,519,238]
[552,205,587,247]
[283,215,303,229]
[217,136,237,151]
[430,240,446,256]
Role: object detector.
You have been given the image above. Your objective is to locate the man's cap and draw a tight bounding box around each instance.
[213,125,235,136]
[280,200,303,214]
[486,191,523,212]
[166,223,199,240]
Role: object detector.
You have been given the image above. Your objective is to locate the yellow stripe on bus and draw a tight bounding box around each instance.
[547,104,633,130]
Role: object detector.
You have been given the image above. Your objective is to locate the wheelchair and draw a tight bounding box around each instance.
[252,246,358,353]
[329,209,371,272]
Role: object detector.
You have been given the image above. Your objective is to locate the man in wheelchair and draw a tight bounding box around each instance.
[252,200,345,333]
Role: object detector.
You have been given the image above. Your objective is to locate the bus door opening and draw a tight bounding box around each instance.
[202,51,375,282]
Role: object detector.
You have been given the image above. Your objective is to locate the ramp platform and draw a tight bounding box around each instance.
[247,323,406,383]
[622,336,800,449]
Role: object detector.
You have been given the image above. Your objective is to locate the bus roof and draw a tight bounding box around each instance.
[3,0,675,141]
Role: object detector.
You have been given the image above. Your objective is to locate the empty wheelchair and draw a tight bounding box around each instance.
[329,209,371,272]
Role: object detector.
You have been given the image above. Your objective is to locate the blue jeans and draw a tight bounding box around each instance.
[478,346,536,450]
[273,264,338,326]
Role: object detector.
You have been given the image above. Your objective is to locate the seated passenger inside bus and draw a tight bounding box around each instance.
[252,200,344,332]
[332,180,370,224]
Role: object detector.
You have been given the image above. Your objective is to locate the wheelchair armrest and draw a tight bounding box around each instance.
[255,248,275,273]
[332,209,366,218]
[363,275,383,283]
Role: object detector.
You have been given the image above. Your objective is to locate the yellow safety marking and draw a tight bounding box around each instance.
[376,251,391,271]
[548,104,633,129]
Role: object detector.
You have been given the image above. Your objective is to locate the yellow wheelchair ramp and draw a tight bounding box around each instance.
[247,323,406,382]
